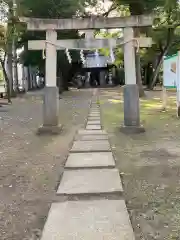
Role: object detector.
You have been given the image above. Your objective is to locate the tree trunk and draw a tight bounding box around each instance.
[12,40,18,94]
[57,69,63,94]
[61,64,70,91]
[0,58,12,103]
[62,75,69,91]
[135,52,145,97]
[27,67,32,90]
[143,66,147,85]
[149,27,174,90]
[32,67,38,89]
[145,63,153,86]
[7,43,14,96]
[149,47,169,90]
[63,78,69,91]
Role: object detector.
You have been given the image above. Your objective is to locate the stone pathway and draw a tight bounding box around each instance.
[40,91,135,240]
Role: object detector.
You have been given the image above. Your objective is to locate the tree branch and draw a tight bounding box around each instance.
[102,5,117,17]
[158,41,163,53]
[79,3,118,18]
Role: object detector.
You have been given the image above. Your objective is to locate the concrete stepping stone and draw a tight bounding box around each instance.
[86,125,101,130]
[88,117,101,121]
[87,120,101,125]
[40,200,135,240]
[57,168,123,195]
[89,116,100,119]
[75,134,108,141]
[78,129,107,135]
[89,112,100,115]
[90,109,100,112]
[91,104,99,106]
[88,117,100,119]
[90,109,99,111]
[65,152,115,168]
[70,140,111,152]
[90,111,100,115]
[91,112,100,114]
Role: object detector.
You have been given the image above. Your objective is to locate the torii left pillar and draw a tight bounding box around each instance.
[37,30,62,135]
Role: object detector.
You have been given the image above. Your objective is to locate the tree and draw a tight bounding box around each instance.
[148,0,180,89]
[0,0,98,95]
[17,0,98,92]
[0,23,12,102]
[113,0,180,86]
[0,0,25,96]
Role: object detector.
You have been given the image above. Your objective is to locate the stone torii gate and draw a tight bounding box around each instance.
[21,15,153,134]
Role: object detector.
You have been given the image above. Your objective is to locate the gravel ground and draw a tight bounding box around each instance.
[100,87,180,240]
[0,88,92,240]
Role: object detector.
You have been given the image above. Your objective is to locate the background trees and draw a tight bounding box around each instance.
[0,0,180,95]
[0,0,97,93]
[112,0,180,90]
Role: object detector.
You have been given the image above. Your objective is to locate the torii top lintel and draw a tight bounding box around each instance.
[20,15,153,31]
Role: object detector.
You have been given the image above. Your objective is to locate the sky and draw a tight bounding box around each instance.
[86,0,118,17]
[85,0,120,35]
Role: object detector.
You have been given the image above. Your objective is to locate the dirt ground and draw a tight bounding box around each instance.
[1,86,180,240]
[100,87,180,240]
[0,89,92,240]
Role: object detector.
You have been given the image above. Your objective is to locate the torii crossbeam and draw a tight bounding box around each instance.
[28,37,152,50]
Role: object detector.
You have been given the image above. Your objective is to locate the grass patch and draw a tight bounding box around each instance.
[100,88,180,239]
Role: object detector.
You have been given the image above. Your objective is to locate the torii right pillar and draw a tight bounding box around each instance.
[121,27,145,134]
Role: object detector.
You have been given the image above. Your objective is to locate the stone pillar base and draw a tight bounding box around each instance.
[37,86,62,135]
[120,84,145,134]
[120,125,145,134]
[37,124,62,135]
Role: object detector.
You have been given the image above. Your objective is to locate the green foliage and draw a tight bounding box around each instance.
[146,0,180,62]
[19,0,97,18]
[96,30,124,66]
[107,0,180,68]
[0,68,4,80]
[113,0,166,14]
[1,0,98,64]
[0,24,6,49]
[1,0,180,87]
[11,0,97,69]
